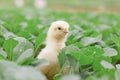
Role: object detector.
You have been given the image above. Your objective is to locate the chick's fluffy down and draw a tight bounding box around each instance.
[37,47,60,79]
[37,21,70,80]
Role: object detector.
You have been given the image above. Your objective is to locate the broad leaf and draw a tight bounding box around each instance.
[80,35,105,46]
[115,69,120,80]
[32,58,49,67]
[58,46,80,68]
[116,64,120,69]
[92,56,112,71]
[3,38,18,60]
[60,74,81,80]
[16,49,33,64]
[13,37,34,60]
[100,60,115,69]
[103,47,118,57]
[0,60,47,80]
[34,33,46,56]
[0,48,7,58]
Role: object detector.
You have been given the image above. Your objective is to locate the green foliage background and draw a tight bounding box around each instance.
[0,0,120,80]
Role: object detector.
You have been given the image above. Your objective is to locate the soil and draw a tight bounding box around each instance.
[50,5,120,13]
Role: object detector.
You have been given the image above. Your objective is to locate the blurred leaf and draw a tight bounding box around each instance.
[96,24,110,32]
[70,51,93,66]
[0,55,5,60]
[0,25,8,35]
[58,48,67,68]
[13,37,34,60]
[0,60,47,80]
[79,55,93,66]
[0,48,7,58]
[86,76,95,80]
[115,69,120,80]
[71,42,84,48]
[86,76,110,80]
[17,31,31,39]
[80,35,105,46]
[100,60,115,69]
[111,34,120,48]
[53,73,62,80]
[96,69,115,79]
[58,46,80,68]
[18,58,36,65]
[60,74,81,80]
[16,49,33,64]
[32,58,49,67]
[3,38,18,60]
[66,34,77,45]
[34,33,46,56]
[24,26,39,36]
[103,47,118,57]
[67,55,79,73]
[0,24,16,39]
[0,37,4,47]
[116,64,120,69]
[80,46,104,57]
[92,56,112,71]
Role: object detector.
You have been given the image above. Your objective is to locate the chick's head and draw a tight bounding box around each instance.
[49,21,69,39]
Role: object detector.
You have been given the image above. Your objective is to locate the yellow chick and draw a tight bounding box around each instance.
[37,21,69,80]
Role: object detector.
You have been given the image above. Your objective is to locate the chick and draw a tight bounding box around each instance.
[37,21,69,80]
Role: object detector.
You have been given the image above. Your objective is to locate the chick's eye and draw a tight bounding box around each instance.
[58,27,61,30]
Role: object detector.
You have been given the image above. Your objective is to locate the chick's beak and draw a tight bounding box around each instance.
[64,29,69,34]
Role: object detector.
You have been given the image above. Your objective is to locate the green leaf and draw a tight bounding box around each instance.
[115,69,120,80]
[18,58,36,65]
[0,60,47,80]
[111,34,120,48]
[92,56,112,71]
[58,46,80,68]
[58,48,67,68]
[13,37,34,60]
[17,31,31,39]
[16,49,33,64]
[80,46,104,57]
[66,34,77,45]
[0,48,7,58]
[0,24,16,39]
[3,38,18,60]
[70,51,93,66]
[80,35,105,46]
[0,25,8,35]
[79,55,93,66]
[24,26,39,36]
[96,69,115,78]
[70,46,104,67]
[32,58,49,67]
[60,74,81,80]
[0,37,4,47]
[53,73,62,80]
[34,33,46,56]
[85,76,95,80]
[100,60,115,69]
[0,55,5,60]
[71,42,84,48]
[103,47,118,57]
